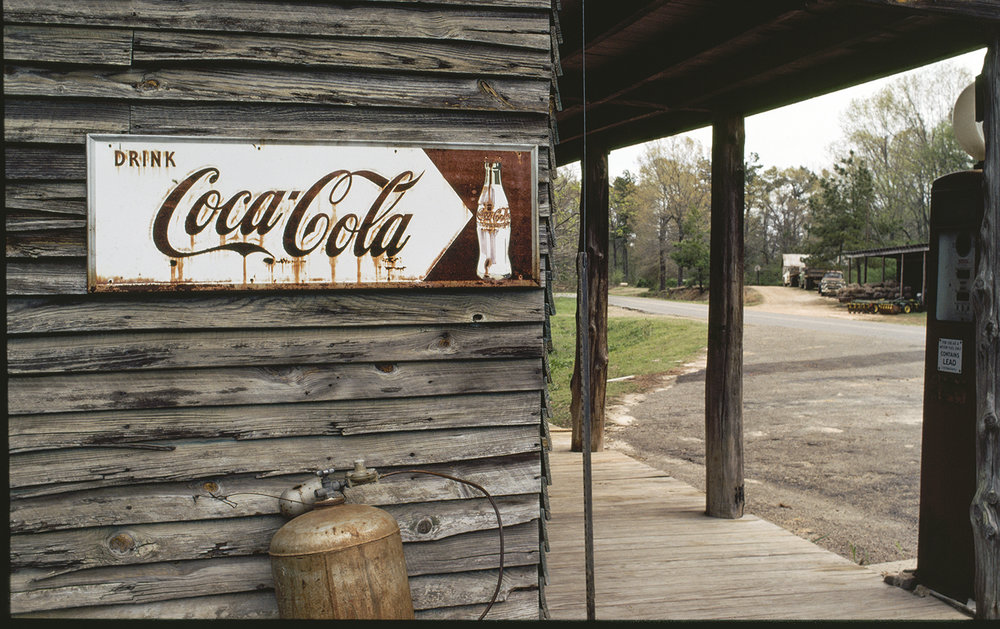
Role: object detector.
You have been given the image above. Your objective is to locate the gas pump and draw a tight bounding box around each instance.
[916,168,982,605]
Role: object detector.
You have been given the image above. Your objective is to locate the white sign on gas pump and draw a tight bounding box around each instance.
[937,338,963,374]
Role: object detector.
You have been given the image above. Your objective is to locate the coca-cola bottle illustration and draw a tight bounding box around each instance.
[475,160,512,279]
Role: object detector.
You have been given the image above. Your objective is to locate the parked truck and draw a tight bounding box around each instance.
[819,271,845,296]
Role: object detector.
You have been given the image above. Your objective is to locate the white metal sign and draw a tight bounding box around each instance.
[87,136,538,291]
[937,338,963,374]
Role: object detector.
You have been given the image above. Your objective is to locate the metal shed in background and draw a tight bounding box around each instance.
[843,243,930,300]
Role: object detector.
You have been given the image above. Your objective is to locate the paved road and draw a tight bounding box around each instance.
[606,294,926,344]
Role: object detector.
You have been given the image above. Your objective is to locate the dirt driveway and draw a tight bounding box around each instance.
[604,286,930,572]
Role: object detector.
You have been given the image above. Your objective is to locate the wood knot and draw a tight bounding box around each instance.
[108,532,136,554]
[416,518,434,535]
[986,413,998,431]
[477,79,514,109]
[437,334,452,348]
[136,78,160,92]
[203,481,219,493]
[375,363,396,373]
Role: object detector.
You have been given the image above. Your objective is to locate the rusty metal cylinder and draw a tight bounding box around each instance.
[268,502,414,619]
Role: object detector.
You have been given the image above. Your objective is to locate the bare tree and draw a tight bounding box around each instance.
[837,63,974,244]
[635,137,711,289]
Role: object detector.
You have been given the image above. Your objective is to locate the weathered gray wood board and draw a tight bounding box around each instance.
[9,392,543,453]
[11,454,543,531]
[6,0,559,619]
[12,561,540,615]
[15,587,543,620]
[972,35,999,621]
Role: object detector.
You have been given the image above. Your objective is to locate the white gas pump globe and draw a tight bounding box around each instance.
[952,82,985,162]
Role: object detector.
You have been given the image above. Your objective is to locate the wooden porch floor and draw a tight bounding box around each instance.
[543,427,968,621]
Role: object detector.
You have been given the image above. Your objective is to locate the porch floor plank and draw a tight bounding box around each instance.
[543,428,968,621]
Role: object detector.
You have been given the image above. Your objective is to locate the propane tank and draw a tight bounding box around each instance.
[268,500,414,619]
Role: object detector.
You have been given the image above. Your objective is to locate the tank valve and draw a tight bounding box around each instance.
[346,459,379,487]
[279,468,345,518]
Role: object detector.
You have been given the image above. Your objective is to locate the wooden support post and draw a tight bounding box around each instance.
[900,252,905,299]
[571,146,609,453]
[705,112,745,519]
[972,34,1000,620]
[922,250,927,306]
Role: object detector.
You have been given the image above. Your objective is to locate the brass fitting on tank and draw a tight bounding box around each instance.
[345,459,379,487]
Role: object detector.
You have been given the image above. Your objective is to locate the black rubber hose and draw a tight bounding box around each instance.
[380,469,505,621]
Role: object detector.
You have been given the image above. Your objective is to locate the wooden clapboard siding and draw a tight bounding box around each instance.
[9,392,543,453]
[6,0,557,619]
[10,506,539,574]
[132,30,552,78]
[10,426,542,492]
[15,591,284,620]
[6,229,85,258]
[2,0,553,48]
[11,453,543,532]
[2,24,134,66]
[11,518,540,582]
[4,99,131,144]
[6,258,87,295]
[5,181,86,214]
[5,144,84,180]
[8,359,544,415]
[7,290,544,333]
[4,66,551,112]
[11,561,540,615]
[14,586,543,620]
[7,215,87,233]
[5,100,551,145]
[7,323,543,373]
[416,589,542,620]
[129,104,552,144]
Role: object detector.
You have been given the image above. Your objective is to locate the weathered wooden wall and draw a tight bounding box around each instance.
[6,0,561,619]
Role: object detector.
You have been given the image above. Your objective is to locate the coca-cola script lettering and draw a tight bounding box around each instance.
[153,167,422,261]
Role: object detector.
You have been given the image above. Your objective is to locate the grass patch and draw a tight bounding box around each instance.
[618,286,765,307]
[548,297,707,428]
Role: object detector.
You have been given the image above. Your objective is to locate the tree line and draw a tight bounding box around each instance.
[551,63,976,291]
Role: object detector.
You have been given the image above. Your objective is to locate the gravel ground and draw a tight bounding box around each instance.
[603,286,928,567]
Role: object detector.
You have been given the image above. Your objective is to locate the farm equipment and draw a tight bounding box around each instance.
[845,298,922,315]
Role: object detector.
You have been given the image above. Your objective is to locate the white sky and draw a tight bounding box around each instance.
[605,48,987,178]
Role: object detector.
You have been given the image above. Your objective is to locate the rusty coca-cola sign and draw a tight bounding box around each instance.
[86,136,538,291]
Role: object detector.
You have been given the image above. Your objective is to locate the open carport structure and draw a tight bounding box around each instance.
[553,0,999,620]
[843,243,930,300]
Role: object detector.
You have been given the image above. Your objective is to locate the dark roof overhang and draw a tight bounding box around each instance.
[555,0,999,166]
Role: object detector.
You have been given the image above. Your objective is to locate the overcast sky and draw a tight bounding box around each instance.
[604,48,987,179]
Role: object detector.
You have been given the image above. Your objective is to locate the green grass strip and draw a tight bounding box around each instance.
[547,296,708,428]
